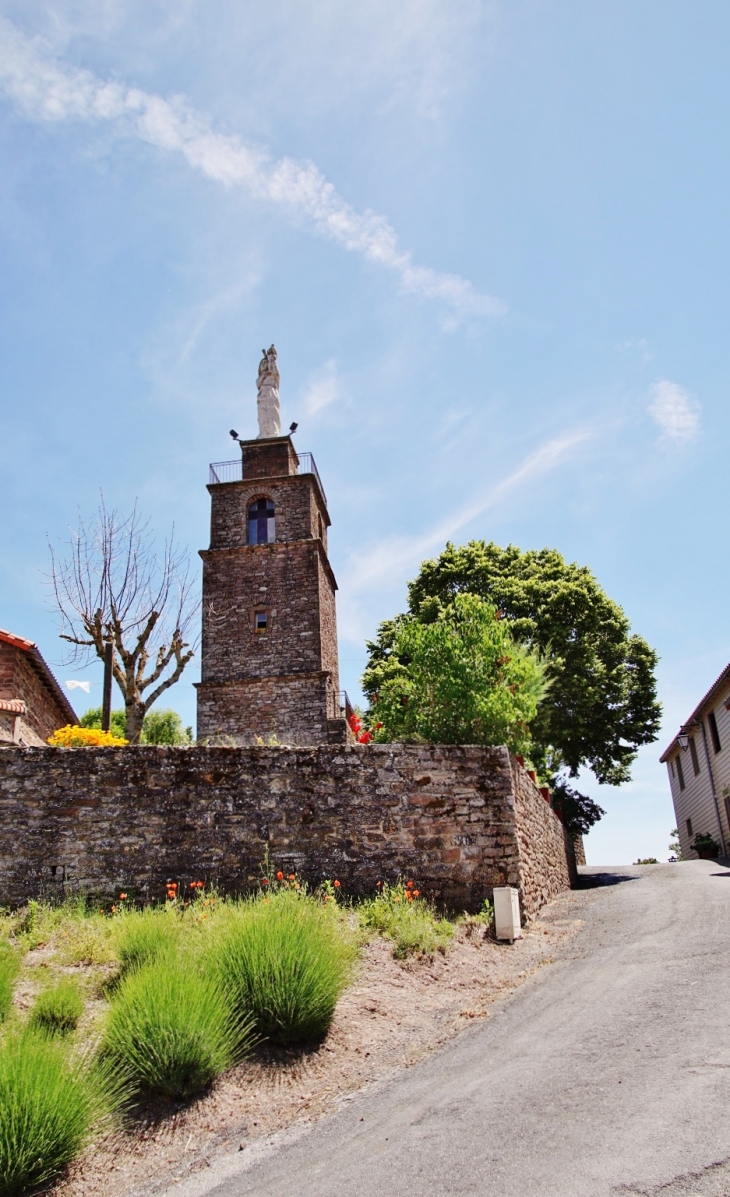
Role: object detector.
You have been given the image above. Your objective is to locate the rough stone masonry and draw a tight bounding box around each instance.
[0,743,576,915]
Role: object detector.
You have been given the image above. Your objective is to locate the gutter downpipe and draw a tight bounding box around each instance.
[698,718,726,856]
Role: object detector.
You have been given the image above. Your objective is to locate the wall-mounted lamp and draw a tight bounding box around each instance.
[678,733,690,751]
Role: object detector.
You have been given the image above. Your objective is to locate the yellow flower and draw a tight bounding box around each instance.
[47,725,128,747]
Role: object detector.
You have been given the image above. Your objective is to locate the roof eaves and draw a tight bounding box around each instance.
[0,627,78,726]
[27,647,78,726]
[659,660,730,763]
[0,628,35,652]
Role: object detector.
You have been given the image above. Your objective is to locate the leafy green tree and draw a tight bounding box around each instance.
[367,593,549,756]
[551,780,606,837]
[363,541,661,787]
[141,708,193,745]
[79,707,127,739]
[80,707,192,745]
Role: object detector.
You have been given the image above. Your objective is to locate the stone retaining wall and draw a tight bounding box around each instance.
[0,744,576,915]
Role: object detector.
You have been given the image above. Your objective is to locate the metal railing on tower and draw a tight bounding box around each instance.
[208,451,326,503]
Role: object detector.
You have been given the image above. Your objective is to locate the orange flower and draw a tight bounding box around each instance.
[119,893,127,900]
[406,892,413,901]
[375,881,382,887]
[288,874,296,881]
[413,890,420,898]
[262,878,269,886]
[334,880,341,888]
[406,880,414,889]
[190,882,197,889]
[276,871,284,880]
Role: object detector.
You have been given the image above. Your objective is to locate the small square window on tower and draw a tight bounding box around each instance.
[254,611,268,633]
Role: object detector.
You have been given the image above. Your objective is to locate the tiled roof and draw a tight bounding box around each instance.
[659,660,730,763]
[0,627,78,726]
[0,629,35,652]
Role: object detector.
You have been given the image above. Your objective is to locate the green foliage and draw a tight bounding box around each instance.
[0,943,20,1023]
[0,1032,111,1196]
[358,882,454,959]
[29,980,84,1037]
[668,828,682,862]
[366,593,549,757]
[140,709,193,745]
[212,892,356,1045]
[80,707,193,745]
[634,858,659,865]
[103,963,247,1099]
[79,707,127,739]
[551,780,606,837]
[691,832,720,854]
[364,541,661,786]
[58,914,118,966]
[115,909,180,977]
[13,896,116,963]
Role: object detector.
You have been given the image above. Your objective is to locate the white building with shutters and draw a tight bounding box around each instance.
[660,663,730,860]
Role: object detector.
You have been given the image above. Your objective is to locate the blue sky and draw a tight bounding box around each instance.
[0,1,727,864]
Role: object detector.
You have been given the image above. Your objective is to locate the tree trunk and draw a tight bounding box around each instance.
[125,702,146,744]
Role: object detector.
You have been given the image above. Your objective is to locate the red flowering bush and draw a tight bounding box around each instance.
[348,712,373,744]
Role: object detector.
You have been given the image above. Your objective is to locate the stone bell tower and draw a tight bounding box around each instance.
[196,346,348,746]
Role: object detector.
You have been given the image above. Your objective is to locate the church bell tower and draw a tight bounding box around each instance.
[196,347,348,746]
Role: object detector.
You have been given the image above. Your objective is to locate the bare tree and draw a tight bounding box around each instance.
[50,499,200,743]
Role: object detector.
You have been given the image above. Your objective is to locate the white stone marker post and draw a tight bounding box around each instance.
[493,886,522,942]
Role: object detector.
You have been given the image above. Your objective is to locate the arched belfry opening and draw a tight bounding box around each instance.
[248,497,275,545]
[196,346,347,746]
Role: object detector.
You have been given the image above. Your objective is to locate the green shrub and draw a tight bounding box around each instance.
[29,980,84,1037]
[359,882,454,959]
[140,709,193,745]
[80,707,192,744]
[0,943,20,1023]
[15,896,108,955]
[213,892,356,1045]
[115,909,180,977]
[0,1032,109,1196]
[103,963,247,1098]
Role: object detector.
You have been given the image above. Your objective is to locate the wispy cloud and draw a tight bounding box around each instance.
[303,359,341,416]
[338,427,591,641]
[649,380,700,443]
[0,17,504,325]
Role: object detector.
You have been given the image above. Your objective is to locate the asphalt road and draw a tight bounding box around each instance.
[167,862,730,1197]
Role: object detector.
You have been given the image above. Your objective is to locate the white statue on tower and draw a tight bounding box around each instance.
[256,345,281,438]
